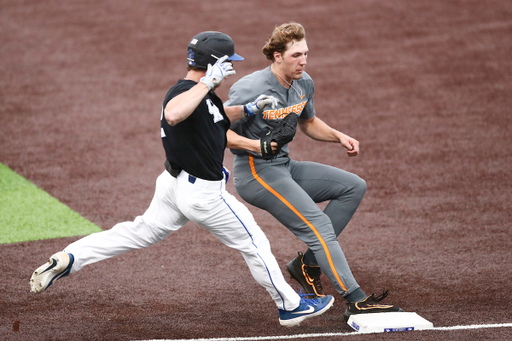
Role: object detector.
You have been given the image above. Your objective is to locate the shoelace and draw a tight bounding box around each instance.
[298,289,320,304]
[369,290,389,303]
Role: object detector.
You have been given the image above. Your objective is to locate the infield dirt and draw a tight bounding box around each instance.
[1,1,511,340]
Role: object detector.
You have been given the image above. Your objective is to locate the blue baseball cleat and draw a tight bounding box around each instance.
[30,252,74,293]
[279,290,335,327]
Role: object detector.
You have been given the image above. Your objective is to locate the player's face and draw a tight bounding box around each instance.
[278,39,308,82]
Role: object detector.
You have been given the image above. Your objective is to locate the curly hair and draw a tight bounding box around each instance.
[262,22,306,61]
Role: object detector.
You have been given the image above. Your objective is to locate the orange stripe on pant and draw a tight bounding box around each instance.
[248,154,348,293]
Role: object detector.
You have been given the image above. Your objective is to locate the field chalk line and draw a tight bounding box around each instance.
[136,322,512,341]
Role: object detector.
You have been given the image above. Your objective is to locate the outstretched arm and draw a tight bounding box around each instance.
[224,95,279,123]
[224,105,246,122]
[299,116,359,157]
[226,129,278,154]
[226,129,261,153]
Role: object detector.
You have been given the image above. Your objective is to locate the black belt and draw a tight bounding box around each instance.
[164,160,182,177]
[165,160,197,184]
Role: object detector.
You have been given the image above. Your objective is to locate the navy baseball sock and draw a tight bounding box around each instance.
[302,249,318,266]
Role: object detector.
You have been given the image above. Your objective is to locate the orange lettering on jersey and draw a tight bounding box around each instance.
[263,100,307,120]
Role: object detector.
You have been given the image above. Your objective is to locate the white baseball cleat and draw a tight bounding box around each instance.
[30,252,74,293]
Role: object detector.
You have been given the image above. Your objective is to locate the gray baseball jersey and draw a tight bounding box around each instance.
[226,66,315,158]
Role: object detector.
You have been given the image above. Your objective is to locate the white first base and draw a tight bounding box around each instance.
[347,312,434,333]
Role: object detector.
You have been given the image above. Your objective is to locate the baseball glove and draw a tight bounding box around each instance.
[260,113,299,160]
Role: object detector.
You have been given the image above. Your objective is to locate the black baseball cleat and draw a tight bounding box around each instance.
[343,290,403,322]
[287,252,325,297]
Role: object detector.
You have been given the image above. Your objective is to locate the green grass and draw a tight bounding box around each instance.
[0,163,102,244]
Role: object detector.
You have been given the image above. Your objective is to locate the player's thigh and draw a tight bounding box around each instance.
[142,171,189,236]
[235,159,333,241]
[289,160,366,203]
[186,190,265,252]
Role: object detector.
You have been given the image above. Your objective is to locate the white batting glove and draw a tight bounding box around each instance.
[243,94,279,117]
[200,55,236,90]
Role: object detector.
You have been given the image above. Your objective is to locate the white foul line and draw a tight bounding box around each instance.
[432,323,512,331]
[135,322,512,341]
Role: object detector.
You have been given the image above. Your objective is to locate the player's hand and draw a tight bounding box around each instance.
[340,134,359,157]
[258,141,279,155]
[200,55,236,90]
[243,95,279,117]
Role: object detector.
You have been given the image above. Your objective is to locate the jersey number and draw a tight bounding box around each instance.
[206,99,223,123]
[160,106,166,137]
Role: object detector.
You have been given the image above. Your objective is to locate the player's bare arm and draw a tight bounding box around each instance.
[165,56,235,126]
[225,94,279,123]
[224,105,247,122]
[299,116,359,157]
[226,129,278,154]
[164,81,210,126]
[226,129,260,153]
[225,94,279,151]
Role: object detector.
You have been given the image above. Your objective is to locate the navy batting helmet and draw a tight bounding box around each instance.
[187,31,244,69]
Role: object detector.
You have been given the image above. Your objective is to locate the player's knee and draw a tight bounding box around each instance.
[251,230,271,251]
[307,234,338,254]
[352,176,367,199]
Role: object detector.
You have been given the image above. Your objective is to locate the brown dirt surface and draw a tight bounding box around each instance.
[1,1,511,340]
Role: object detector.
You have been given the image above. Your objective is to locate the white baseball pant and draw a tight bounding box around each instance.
[64,169,300,311]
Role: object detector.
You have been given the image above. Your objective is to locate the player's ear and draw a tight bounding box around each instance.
[273,51,282,63]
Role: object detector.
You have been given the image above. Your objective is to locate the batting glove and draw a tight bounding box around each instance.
[200,55,236,90]
[243,94,279,118]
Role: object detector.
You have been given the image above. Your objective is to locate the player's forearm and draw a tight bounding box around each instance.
[225,95,279,123]
[300,116,342,142]
[226,129,260,153]
[164,83,209,126]
[224,105,245,123]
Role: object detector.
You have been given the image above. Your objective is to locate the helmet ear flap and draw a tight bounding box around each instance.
[187,49,194,67]
[187,48,207,68]
[195,51,205,64]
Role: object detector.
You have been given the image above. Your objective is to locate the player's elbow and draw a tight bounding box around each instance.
[166,118,179,126]
[164,108,181,126]
[298,117,312,132]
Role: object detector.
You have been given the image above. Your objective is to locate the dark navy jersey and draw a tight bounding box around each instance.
[161,79,230,181]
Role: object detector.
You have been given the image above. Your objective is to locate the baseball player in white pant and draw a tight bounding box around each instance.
[29,31,334,327]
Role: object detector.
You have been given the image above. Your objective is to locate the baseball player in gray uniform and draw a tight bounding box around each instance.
[29,30,334,327]
[224,22,402,322]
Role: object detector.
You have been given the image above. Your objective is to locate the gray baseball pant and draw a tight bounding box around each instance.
[233,154,366,297]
